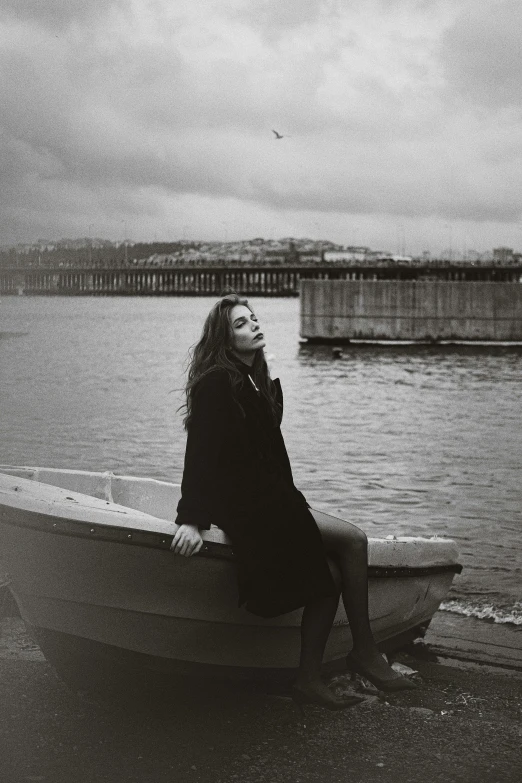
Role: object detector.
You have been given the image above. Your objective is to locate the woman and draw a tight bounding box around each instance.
[172,293,416,709]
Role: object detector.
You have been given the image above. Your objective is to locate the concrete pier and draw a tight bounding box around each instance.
[301,280,522,342]
[1,263,521,297]
[0,267,302,297]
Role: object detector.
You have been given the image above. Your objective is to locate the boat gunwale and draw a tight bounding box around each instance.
[0,502,462,577]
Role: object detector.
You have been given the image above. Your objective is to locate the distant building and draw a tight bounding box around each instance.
[366,251,392,262]
[493,247,514,263]
[298,251,322,265]
[264,250,287,265]
[323,247,369,263]
[387,255,413,264]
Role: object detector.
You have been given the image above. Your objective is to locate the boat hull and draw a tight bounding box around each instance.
[0,468,461,674]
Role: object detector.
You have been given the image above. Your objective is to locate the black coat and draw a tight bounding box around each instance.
[176,357,336,617]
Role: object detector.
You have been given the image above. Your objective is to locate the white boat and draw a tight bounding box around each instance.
[0,467,461,683]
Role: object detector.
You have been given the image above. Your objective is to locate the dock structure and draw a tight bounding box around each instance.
[300,279,522,342]
[0,263,521,297]
[0,266,300,296]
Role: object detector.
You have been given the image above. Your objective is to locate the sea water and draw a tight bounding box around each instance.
[1,296,520,625]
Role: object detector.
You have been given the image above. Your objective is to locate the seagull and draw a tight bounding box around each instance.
[272,129,286,139]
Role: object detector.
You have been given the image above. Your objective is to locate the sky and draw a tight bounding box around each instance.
[1,0,521,254]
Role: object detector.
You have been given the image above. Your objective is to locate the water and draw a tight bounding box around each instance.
[1,296,521,625]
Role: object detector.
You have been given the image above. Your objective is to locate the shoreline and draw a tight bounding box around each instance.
[1,613,521,783]
[421,612,522,672]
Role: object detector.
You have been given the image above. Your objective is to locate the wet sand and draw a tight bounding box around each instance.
[1,614,521,783]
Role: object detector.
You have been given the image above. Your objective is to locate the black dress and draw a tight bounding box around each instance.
[175,357,337,617]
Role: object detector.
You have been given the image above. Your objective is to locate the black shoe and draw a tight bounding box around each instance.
[346,652,418,693]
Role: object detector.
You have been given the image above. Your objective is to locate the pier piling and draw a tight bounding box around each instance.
[1,263,521,299]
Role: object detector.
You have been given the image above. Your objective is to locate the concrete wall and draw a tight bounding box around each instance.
[300,280,522,341]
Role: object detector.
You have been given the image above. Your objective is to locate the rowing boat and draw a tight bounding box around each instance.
[0,467,461,683]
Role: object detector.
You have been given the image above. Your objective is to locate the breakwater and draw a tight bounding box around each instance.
[1,263,520,297]
[301,279,522,342]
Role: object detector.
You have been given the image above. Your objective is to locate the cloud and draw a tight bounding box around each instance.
[1,0,125,30]
[442,0,522,108]
[0,0,521,248]
[237,0,326,40]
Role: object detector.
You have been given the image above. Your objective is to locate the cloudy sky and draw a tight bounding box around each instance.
[1,0,521,254]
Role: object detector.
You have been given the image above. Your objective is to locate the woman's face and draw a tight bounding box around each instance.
[228,304,266,361]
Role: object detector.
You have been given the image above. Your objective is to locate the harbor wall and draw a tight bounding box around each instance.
[1,264,520,297]
[300,280,522,342]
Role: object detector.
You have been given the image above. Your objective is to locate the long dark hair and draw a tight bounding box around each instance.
[182,293,279,430]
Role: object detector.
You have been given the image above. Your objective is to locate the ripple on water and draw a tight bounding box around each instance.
[1,296,521,613]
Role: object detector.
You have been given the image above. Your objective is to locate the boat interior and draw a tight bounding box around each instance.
[0,466,182,521]
[0,466,461,571]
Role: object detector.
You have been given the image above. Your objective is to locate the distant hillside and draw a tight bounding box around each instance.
[0,237,343,268]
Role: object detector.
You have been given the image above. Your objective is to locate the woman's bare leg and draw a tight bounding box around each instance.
[311,509,401,680]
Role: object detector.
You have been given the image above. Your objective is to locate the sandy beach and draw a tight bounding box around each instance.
[1,597,521,783]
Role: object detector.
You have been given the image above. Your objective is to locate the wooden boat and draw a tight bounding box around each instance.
[0,467,461,683]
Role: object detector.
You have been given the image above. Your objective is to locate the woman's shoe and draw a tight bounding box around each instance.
[346,652,418,693]
[291,683,364,714]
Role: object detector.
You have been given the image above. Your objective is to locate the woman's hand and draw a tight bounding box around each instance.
[170,523,203,557]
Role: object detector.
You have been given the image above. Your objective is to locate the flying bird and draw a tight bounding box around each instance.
[272,129,286,139]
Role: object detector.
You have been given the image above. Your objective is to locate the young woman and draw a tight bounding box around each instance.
[172,293,416,709]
